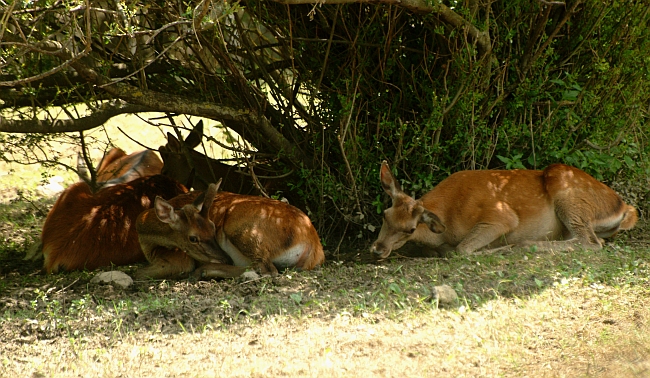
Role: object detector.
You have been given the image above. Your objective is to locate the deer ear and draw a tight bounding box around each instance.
[380,160,402,199]
[199,179,221,217]
[183,121,203,148]
[420,208,445,234]
[166,133,181,151]
[154,196,178,224]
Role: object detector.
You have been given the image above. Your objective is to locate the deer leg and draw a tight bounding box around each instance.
[455,203,520,254]
[251,258,279,277]
[456,222,515,254]
[193,263,248,279]
[135,247,196,279]
[553,200,602,249]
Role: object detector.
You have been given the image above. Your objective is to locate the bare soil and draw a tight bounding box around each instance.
[1,223,650,377]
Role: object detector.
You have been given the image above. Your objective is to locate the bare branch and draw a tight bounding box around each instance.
[585,131,624,151]
[273,0,491,57]
[537,0,566,5]
[0,3,93,87]
[1,23,309,164]
[0,103,150,133]
[0,40,89,87]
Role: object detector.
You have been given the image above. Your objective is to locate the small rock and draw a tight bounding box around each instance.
[241,271,260,280]
[432,284,458,306]
[90,271,133,289]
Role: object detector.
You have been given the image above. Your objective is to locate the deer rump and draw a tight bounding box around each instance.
[42,175,187,273]
[372,163,638,258]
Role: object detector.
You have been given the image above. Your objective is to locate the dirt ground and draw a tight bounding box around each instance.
[1,221,650,377]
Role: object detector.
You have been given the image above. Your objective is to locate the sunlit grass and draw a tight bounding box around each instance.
[0,111,232,203]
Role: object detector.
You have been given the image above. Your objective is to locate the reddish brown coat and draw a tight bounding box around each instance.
[371,162,637,258]
[42,175,187,273]
[136,186,324,279]
[95,148,163,187]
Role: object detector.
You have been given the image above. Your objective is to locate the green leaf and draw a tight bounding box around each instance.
[290,293,302,305]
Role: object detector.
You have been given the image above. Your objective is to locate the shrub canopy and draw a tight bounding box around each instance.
[1,0,648,244]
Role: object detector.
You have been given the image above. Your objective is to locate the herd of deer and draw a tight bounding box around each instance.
[31,122,638,280]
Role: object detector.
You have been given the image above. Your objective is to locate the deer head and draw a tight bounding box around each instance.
[138,179,231,264]
[370,161,445,258]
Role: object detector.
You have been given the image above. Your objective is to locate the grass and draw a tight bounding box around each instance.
[0,118,649,376]
[1,240,649,377]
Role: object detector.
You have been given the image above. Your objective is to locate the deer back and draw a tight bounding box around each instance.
[209,192,324,271]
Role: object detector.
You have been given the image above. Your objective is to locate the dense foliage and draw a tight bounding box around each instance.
[1,0,648,246]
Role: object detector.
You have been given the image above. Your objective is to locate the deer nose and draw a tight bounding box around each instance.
[370,242,393,259]
[370,242,383,255]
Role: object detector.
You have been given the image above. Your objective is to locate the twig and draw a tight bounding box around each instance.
[55,278,80,294]
[116,126,159,151]
[99,34,187,88]
[585,131,624,151]
[537,0,566,5]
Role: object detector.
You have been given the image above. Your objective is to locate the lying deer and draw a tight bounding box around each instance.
[159,121,289,195]
[135,181,325,279]
[78,147,163,190]
[40,148,186,273]
[371,161,638,257]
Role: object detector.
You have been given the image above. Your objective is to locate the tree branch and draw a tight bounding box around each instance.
[0,103,150,133]
[273,0,491,57]
[3,28,309,166]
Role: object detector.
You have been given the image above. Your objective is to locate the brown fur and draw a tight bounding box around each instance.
[42,175,187,273]
[95,148,163,187]
[371,161,638,258]
[136,184,325,279]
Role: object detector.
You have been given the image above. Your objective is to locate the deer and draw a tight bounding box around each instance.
[159,121,290,195]
[135,180,325,279]
[39,148,186,273]
[78,147,163,190]
[371,161,638,258]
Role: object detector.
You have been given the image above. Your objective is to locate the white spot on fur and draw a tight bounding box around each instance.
[273,244,305,268]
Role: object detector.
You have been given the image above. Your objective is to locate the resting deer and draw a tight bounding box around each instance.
[78,148,163,190]
[135,181,325,279]
[159,121,290,195]
[40,148,186,273]
[371,161,638,258]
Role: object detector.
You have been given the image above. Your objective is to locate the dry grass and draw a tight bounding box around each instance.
[1,245,649,377]
[1,118,649,377]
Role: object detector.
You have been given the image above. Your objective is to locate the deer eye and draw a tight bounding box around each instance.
[408,227,416,234]
[188,235,199,244]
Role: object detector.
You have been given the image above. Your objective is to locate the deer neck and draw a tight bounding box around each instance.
[136,213,182,255]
